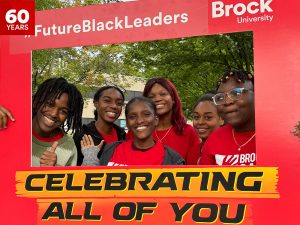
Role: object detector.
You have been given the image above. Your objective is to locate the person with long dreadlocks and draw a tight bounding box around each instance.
[32,77,83,167]
[199,70,255,166]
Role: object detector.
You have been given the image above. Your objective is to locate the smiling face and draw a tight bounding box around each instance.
[193,101,224,141]
[126,100,158,146]
[146,83,174,117]
[32,92,69,137]
[94,88,123,124]
[217,78,255,131]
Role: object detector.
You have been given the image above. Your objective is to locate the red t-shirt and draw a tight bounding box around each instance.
[108,140,165,166]
[126,125,201,165]
[199,125,256,166]
[97,127,118,144]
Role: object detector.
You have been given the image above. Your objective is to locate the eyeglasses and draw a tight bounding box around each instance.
[212,88,252,105]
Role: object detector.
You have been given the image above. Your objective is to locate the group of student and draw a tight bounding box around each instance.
[1,69,256,166]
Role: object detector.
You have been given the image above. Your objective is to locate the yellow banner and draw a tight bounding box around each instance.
[16,167,279,199]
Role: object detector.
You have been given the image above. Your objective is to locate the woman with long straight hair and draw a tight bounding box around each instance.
[142,77,201,164]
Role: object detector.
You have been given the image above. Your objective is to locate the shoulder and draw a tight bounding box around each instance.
[182,124,199,138]
[61,133,75,143]
[99,140,126,165]
[74,121,96,139]
[163,146,185,165]
[113,123,125,132]
[104,141,124,150]
[57,133,76,151]
[204,125,232,149]
[113,124,126,136]
[83,121,97,132]
[102,140,128,155]
[209,125,232,140]
[183,124,196,133]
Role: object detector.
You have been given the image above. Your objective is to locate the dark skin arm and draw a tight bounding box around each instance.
[0,105,15,129]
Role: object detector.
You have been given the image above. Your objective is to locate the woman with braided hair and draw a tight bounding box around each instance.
[32,77,83,167]
[200,70,256,166]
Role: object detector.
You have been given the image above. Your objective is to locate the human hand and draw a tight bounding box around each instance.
[0,105,15,129]
[81,134,104,151]
[40,141,58,166]
[81,135,104,166]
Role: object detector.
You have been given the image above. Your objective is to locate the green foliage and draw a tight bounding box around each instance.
[122,32,254,116]
[36,0,121,11]
[292,121,300,138]
[36,0,64,11]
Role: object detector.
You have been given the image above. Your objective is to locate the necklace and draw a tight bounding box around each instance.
[155,127,172,143]
[232,128,256,151]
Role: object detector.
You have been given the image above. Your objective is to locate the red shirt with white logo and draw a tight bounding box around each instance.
[199,125,256,166]
[108,140,165,166]
[126,125,201,165]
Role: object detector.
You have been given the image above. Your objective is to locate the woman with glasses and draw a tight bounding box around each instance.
[192,92,224,164]
[199,70,256,166]
[73,85,126,165]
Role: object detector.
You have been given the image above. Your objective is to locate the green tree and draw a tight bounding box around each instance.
[36,0,121,11]
[122,32,254,116]
[32,1,253,118]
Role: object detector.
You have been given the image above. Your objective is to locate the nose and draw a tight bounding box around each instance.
[193,116,205,127]
[136,115,145,124]
[151,95,161,103]
[109,101,118,109]
[48,107,59,118]
[198,116,206,125]
[224,94,234,105]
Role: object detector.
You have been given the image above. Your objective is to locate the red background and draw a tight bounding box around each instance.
[1,0,300,224]
[0,0,35,35]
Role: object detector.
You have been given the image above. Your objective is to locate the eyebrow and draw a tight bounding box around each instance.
[193,112,214,115]
[102,95,123,100]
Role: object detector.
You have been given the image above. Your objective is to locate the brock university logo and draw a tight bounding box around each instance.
[211,0,274,24]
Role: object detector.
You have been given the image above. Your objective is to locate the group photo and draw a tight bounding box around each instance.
[31,31,255,167]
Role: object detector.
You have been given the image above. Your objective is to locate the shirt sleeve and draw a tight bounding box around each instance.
[81,146,101,166]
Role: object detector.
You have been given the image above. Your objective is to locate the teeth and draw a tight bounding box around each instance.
[136,126,147,131]
[198,128,207,133]
[107,112,116,116]
[44,116,56,126]
[156,104,164,109]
